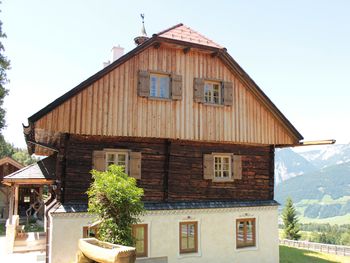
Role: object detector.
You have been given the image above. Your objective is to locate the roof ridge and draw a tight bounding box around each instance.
[156,23,183,36]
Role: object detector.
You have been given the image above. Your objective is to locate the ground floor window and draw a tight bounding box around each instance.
[132,224,148,257]
[236,218,256,248]
[179,221,198,254]
[82,225,98,238]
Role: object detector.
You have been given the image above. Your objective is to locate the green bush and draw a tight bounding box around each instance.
[87,165,144,246]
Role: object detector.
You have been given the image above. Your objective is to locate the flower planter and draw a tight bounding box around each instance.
[77,238,136,263]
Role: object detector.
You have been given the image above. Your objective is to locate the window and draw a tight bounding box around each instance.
[179,221,198,254]
[236,218,256,248]
[150,73,170,98]
[105,151,128,172]
[204,81,221,104]
[132,224,148,257]
[83,225,98,238]
[23,196,31,203]
[214,155,231,179]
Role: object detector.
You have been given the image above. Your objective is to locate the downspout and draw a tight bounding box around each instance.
[45,190,58,263]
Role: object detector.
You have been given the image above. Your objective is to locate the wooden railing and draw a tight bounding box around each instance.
[280,239,350,256]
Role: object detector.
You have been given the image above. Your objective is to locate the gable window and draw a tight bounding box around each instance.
[132,224,148,257]
[105,151,128,172]
[236,218,256,249]
[138,71,182,100]
[214,155,231,179]
[179,221,198,254]
[194,78,233,106]
[150,73,170,99]
[204,81,221,104]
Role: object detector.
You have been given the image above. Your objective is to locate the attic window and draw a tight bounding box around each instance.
[138,71,182,100]
[150,73,170,98]
[204,81,221,104]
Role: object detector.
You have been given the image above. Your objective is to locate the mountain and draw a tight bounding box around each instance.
[299,143,350,169]
[275,162,350,204]
[274,148,317,185]
[275,144,350,224]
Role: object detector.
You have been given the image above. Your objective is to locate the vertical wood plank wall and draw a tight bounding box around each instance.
[35,46,296,145]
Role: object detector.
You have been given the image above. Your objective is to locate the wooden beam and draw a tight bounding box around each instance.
[211,51,219,58]
[14,185,19,216]
[153,42,161,49]
[8,186,13,221]
[183,47,191,54]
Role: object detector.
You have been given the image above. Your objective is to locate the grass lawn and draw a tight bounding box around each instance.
[280,245,350,263]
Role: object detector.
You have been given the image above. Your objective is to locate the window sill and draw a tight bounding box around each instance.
[212,178,234,183]
[177,251,202,259]
[201,102,225,107]
[148,97,173,102]
[235,246,258,252]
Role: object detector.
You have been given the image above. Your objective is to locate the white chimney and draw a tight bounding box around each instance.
[110,46,124,62]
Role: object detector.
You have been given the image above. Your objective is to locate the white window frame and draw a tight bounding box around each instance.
[204,80,222,104]
[105,150,129,173]
[149,73,170,99]
[213,154,232,182]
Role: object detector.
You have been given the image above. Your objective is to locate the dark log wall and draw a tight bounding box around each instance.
[62,134,275,203]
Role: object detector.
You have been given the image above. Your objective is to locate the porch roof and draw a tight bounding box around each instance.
[2,155,56,185]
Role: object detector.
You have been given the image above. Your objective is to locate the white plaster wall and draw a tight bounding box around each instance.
[142,206,279,263]
[49,206,279,263]
[49,213,96,263]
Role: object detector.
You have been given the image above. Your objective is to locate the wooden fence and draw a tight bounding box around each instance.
[280,239,350,256]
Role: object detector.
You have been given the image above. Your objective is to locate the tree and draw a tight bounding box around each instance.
[282,197,301,240]
[87,165,144,246]
[0,10,10,132]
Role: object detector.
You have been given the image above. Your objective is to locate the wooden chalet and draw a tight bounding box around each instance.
[14,23,306,263]
[0,157,23,219]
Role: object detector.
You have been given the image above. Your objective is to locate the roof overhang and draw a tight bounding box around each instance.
[2,179,55,186]
[275,139,336,148]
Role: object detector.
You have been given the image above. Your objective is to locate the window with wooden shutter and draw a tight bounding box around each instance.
[92,151,105,171]
[223,81,233,106]
[203,153,242,181]
[193,78,205,103]
[203,154,213,180]
[171,74,182,100]
[138,70,150,97]
[233,155,242,180]
[129,151,142,179]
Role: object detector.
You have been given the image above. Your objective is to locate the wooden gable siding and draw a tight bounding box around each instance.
[62,134,274,203]
[35,46,296,145]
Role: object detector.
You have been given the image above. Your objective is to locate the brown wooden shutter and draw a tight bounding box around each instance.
[223,81,233,106]
[203,154,214,180]
[193,78,205,103]
[129,152,142,179]
[171,74,182,100]
[92,151,105,171]
[233,155,242,180]
[138,70,150,97]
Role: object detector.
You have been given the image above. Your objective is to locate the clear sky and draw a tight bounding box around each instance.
[1,0,350,148]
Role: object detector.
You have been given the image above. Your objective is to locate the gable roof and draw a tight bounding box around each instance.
[157,23,223,49]
[27,23,303,142]
[3,155,56,184]
[0,156,24,170]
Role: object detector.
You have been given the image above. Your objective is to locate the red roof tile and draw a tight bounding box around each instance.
[157,23,223,49]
